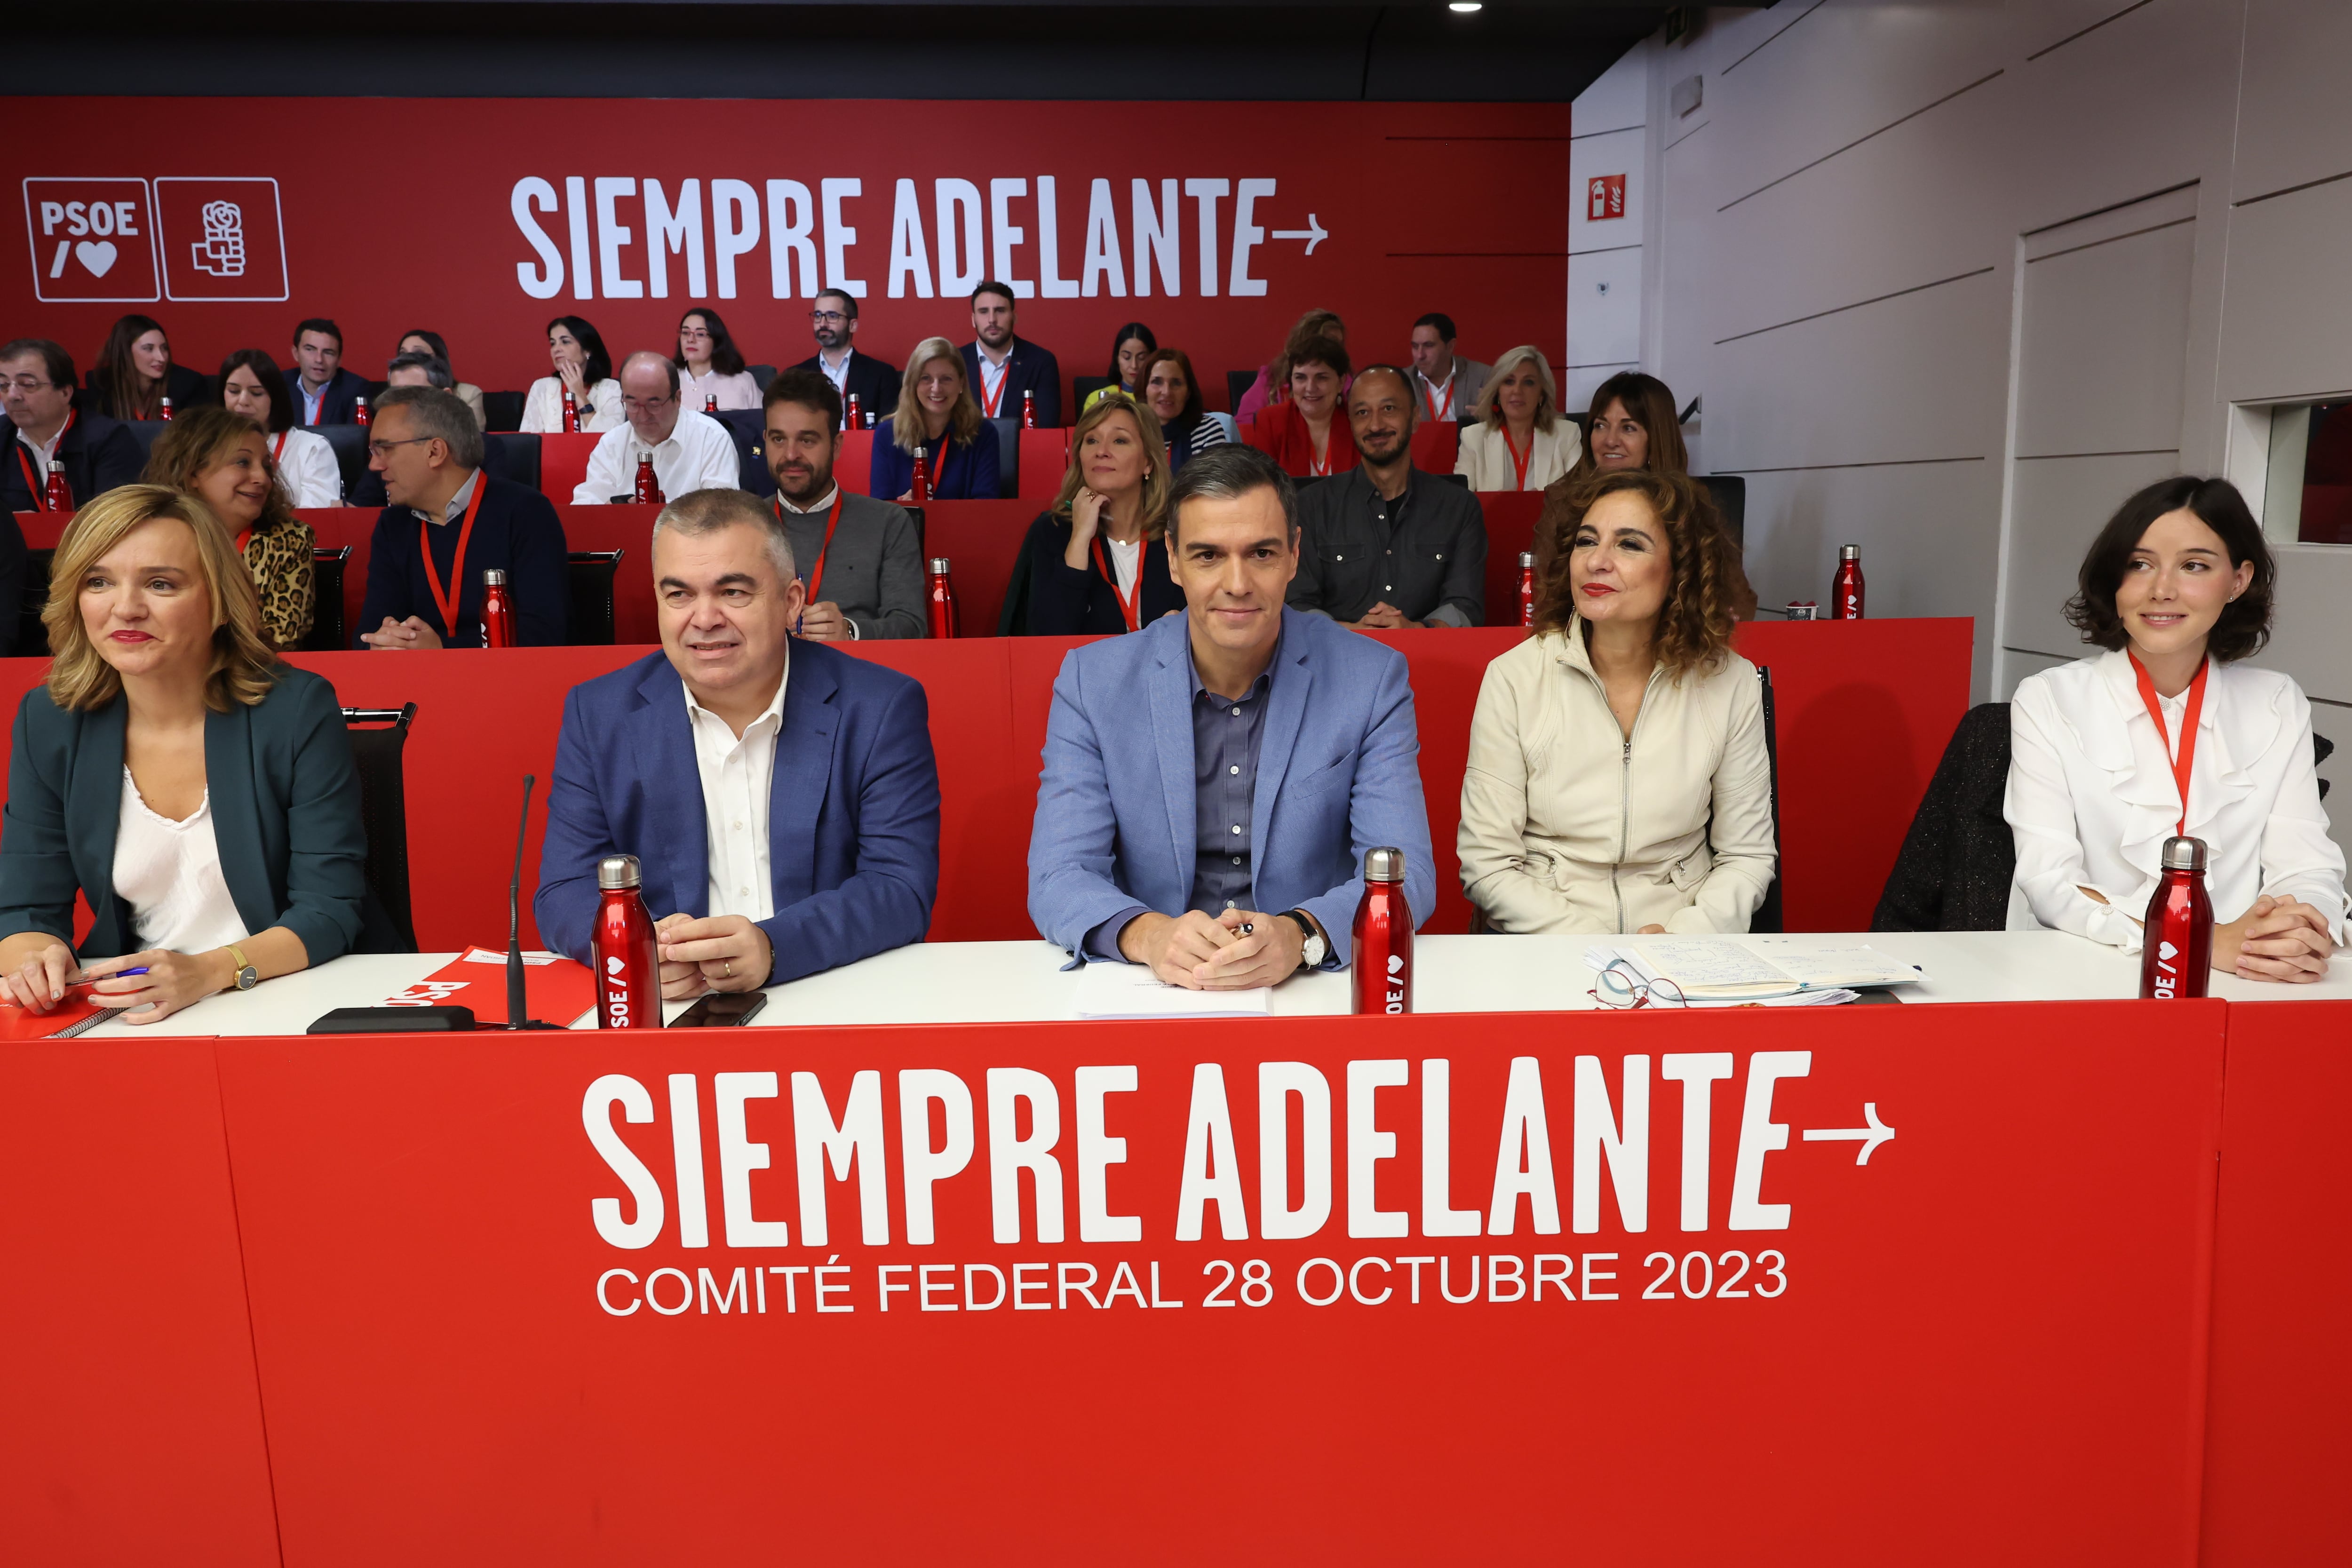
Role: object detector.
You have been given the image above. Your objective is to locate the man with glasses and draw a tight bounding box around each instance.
[574,351,741,505]
[1,338,143,516]
[357,386,569,649]
[789,288,899,428]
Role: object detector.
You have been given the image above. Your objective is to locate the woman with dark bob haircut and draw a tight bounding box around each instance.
[2004,475,2344,979]
[1457,468,1774,934]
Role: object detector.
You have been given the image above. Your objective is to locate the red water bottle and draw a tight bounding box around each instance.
[1351,847,1413,1015]
[592,854,663,1030]
[353,396,370,428]
[705,393,718,414]
[43,460,72,512]
[480,568,515,648]
[1831,544,1864,620]
[910,446,932,502]
[159,395,174,422]
[926,557,959,639]
[1518,551,1537,628]
[1022,389,1037,430]
[845,393,861,430]
[2139,836,2213,1000]
[632,454,662,505]
[561,384,580,433]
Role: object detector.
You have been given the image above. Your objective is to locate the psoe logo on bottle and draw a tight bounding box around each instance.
[22,178,160,302]
[154,178,288,302]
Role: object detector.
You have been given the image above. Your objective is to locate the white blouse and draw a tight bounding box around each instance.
[113,769,251,955]
[520,375,624,434]
[2004,649,2348,952]
[1455,420,1578,493]
[679,366,763,412]
[270,426,342,509]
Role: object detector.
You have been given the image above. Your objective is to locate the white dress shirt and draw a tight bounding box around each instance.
[113,769,251,955]
[815,349,853,398]
[574,407,743,505]
[520,376,624,434]
[2005,648,2349,952]
[298,379,330,426]
[974,345,1011,417]
[680,367,763,412]
[270,427,342,508]
[685,661,789,921]
[17,419,68,473]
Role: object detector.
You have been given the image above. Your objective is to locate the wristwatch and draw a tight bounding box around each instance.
[226,943,259,991]
[1280,911,1328,971]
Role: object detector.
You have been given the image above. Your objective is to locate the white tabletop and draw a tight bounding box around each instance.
[73,929,2352,1039]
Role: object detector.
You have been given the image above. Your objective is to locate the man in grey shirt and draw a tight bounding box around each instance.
[1287,364,1487,630]
[761,369,925,640]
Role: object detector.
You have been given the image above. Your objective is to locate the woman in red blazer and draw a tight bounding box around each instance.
[1244,336,1355,478]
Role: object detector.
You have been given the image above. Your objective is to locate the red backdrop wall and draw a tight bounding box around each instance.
[10,99,1572,415]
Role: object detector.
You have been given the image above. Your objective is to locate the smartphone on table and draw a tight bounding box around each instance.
[672,992,769,1028]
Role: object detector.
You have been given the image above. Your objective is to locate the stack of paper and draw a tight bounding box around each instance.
[1073,960,1272,1020]
[1583,939,1925,1009]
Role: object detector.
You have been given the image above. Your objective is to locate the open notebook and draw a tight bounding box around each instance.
[1586,939,1924,1006]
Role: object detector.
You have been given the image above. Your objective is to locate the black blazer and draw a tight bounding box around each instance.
[81,362,212,422]
[1016,512,1184,636]
[282,365,371,426]
[792,350,903,427]
[960,338,1062,428]
[358,473,570,647]
[2,411,145,513]
[0,667,369,963]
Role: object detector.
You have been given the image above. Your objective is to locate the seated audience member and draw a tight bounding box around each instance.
[3,338,144,514]
[961,281,1062,428]
[1138,349,1238,470]
[1533,369,1690,578]
[1459,469,1771,934]
[534,486,941,990]
[358,386,567,649]
[384,351,453,392]
[1028,443,1435,986]
[1289,366,1485,629]
[143,406,316,649]
[1236,308,1344,423]
[575,352,743,505]
[1017,392,1183,637]
[88,314,210,422]
[520,316,624,433]
[0,485,369,1021]
[793,288,901,427]
[873,338,1002,501]
[1082,322,1159,412]
[1456,346,1576,492]
[2006,477,2344,980]
[676,307,762,412]
[220,350,340,508]
[1246,337,1355,478]
[283,318,369,426]
[762,370,923,640]
[396,330,485,430]
[1408,312,1490,425]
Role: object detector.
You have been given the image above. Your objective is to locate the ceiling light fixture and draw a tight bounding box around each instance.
[1448,2,1484,11]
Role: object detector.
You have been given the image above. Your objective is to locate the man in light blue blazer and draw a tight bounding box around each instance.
[536,488,940,995]
[1029,444,1435,988]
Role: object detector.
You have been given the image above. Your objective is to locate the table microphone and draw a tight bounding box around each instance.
[505,774,560,1030]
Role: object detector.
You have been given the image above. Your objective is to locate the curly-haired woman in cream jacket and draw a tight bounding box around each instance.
[1458,469,1774,933]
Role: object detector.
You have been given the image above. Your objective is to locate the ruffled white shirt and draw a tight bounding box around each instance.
[269,426,342,508]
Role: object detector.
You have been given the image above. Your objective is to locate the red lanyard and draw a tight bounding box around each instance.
[1424,377,1453,421]
[16,409,73,509]
[235,527,254,555]
[929,440,951,492]
[1090,534,1143,631]
[2129,650,2209,835]
[272,430,290,465]
[1500,425,1534,491]
[419,479,489,638]
[977,359,1006,417]
[778,491,844,604]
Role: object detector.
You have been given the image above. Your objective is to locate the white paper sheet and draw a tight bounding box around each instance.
[1073,960,1272,1019]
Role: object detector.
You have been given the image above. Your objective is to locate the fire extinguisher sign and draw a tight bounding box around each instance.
[1587,174,1628,222]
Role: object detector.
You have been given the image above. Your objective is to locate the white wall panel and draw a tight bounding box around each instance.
[2002,451,2184,660]
[2219,179,2352,402]
[2015,216,2195,454]
[2233,0,2352,200]
[1563,245,1644,404]
[1569,127,1648,255]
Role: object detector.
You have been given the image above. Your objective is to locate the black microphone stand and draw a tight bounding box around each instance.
[506,774,561,1030]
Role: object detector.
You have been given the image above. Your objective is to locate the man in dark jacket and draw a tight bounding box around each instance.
[282,318,370,426]
[960,281,1062,429]
[2,338,144,513]
[791,288,901,429]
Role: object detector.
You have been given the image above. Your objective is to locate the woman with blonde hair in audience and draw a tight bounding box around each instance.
[88,314,211,423]
[395,330,485,429]
[871,337,1002,501]
[1459,467,1772,935]
[0,485,371,1023]
[673,307,762,412]
[1016,392,1184,636]
[1244,336,1355,478]
[143,406,317,649]
[1456,346,1576,492]
[519,316,623,433]
[217,349,340,509]
[1235,308,1346,423]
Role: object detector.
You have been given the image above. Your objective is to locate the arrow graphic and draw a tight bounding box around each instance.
[1271,215,1328,255]
[1802,1103,1896,1165]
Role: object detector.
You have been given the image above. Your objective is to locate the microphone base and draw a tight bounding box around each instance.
[498,1020,568,1031]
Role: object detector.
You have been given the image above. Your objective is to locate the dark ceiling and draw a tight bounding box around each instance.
[18,2,1667,101]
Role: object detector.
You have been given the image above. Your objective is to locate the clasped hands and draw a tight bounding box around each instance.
[1119,908,1315,990]
[654,913,773,1000]
[2215,894,2336,983]
[361,615,444,651]
[1350,601,1421,630]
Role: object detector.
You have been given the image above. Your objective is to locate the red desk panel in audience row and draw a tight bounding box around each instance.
[0,619,1969,953]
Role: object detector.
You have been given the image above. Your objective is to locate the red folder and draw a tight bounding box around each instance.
[384,947,597,1028]
[0,995,111,1040]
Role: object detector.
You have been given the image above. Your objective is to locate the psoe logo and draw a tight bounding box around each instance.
[154,178,288,302]
[23,178,159,302]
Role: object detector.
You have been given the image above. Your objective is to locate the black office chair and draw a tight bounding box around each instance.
[1073,376,1114,409]
[708,410,775,499]
[1225,370,1256,415]
[903,505,925,550]
[748,365,777,392]
[481,432,540,492]
[986,416,1022,497]
[124,420,168,465]
[568,550,624,645]
[1871,703,2014,931]
[303,546,352,652]
[1698,475,1748,549]
[342,704,419,953]
[16,548,54,656]
[316,424,370,500]
[1748,664,1784,934]
[482,390,526,433]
